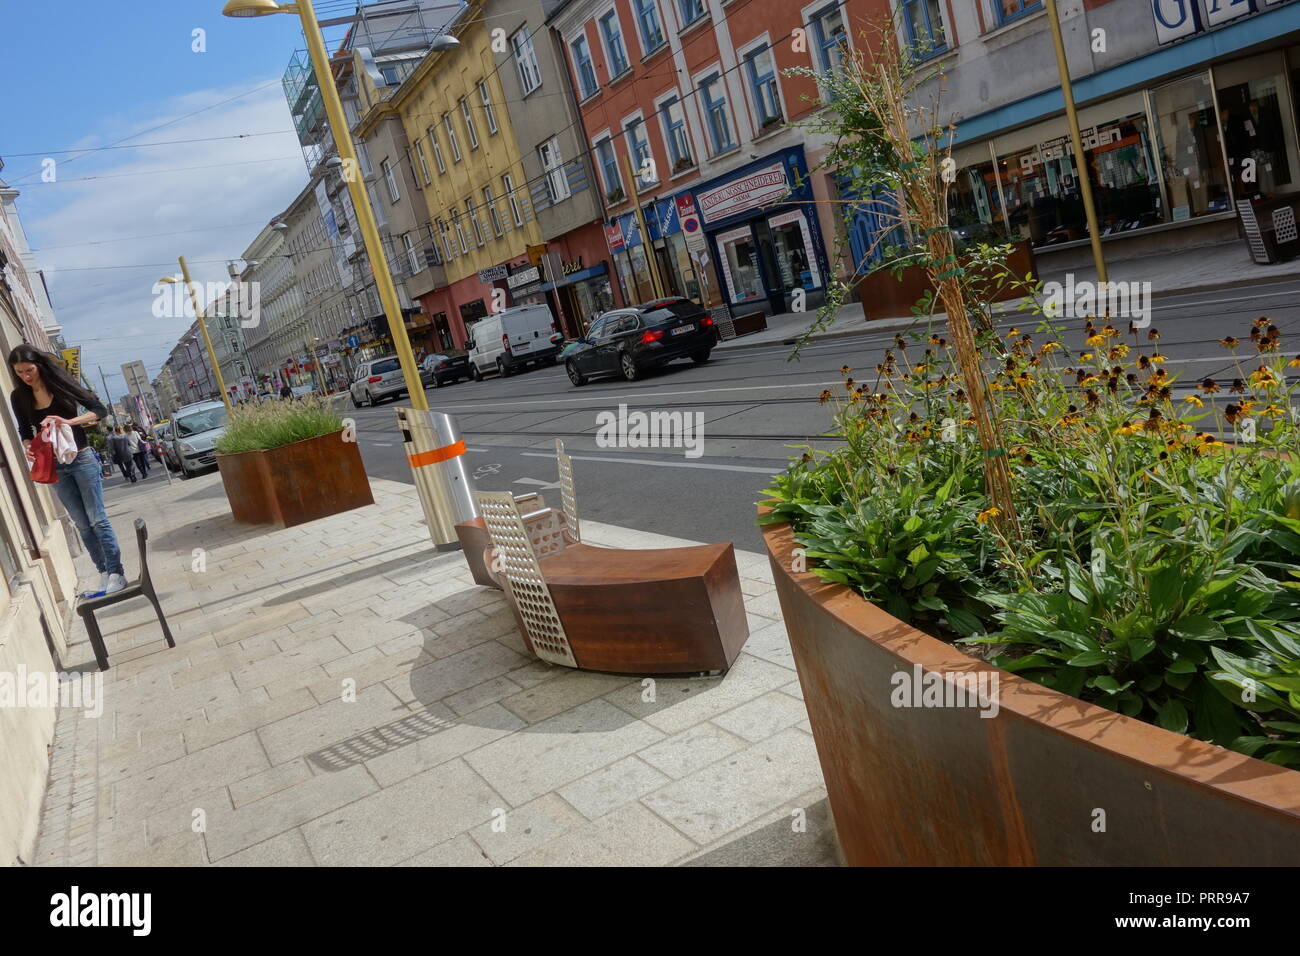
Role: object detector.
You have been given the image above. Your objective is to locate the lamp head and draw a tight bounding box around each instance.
[158,276,180,285]
[222,0,290,17]
[429,35,460,52]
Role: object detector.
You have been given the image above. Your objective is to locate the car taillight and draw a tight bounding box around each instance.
[641,329,665,344]
[502,333,511,352]
[550,321,557,333]
[437,360,449,369]
[368,375,382,383]
[700,316,714,327]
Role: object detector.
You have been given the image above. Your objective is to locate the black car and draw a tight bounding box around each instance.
[565,298,717,386]
[420,352,471,388]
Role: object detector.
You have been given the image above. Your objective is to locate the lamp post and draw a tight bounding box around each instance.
[223,0,457,415]
[161,257,234,416]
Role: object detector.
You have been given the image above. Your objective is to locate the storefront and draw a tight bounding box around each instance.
[606,198,702,308]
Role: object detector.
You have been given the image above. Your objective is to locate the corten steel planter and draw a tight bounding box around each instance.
[217,430,374,529]
[759,506,1300,866]
[859,239,1036,322]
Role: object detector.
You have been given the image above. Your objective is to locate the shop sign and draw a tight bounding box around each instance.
[676,193,708,258]
[478,264,508,283]
[527,244,547,267]
[563,257,585,275]
[1020,126,1121,170]
[696,162,789,223]
[507,265,541,289]
[605,222,626,254]
[1152,0,1274,45]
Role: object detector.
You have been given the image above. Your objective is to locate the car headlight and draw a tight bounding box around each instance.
[179,441,197,454]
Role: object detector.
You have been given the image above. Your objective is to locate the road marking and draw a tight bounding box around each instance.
[370,442,394,447]
[514,476,563,489]
[440,379,843,410]
[520,451,779,474]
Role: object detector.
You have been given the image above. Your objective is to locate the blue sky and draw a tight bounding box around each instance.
[0,0,356,404]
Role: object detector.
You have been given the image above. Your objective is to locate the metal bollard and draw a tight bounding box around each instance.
[395,408,477,550]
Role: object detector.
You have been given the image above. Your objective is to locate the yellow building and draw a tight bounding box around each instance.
[352,0,546,344]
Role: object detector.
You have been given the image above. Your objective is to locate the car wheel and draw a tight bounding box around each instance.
[178,463,191,480]
[497,358,512,378]
[471,364,483,382]
[566,360,588,387]
[620,351,640,382]
[364,390,374,407]
[545,355,558,366]
[351,392,361,408]
[429,373,439,389]
[692,348,712,365]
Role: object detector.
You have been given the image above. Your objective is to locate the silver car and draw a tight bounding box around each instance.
[350,356,408,407]
[167,401,229,479]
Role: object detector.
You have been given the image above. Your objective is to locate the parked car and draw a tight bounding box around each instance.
[564,298,716,386]
[465,304,559,381]
[149,420,170,463]
[349,355,409,407]
[420,352,471,389]
[289,384,316,398]
[164,401,229,479]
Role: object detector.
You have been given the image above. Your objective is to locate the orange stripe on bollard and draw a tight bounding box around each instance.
[408,439,466,468]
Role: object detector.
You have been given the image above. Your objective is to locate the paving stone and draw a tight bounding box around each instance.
[229,760,315,808]
[385,640,529,707]
[712,690,810,743]
[465,699,664,807]
[229,634,352,692]
[640,729,825,845]
[558,756,671,820]
[114,732,269,815]
[183,688,317,753]
[467,792,587,865]
[397,833,492,867]
[742,619,796,670]
[443,675,524,717]
[258,682,409,767]
[507,801,696,867]
[214,828,316,866]
[500,670,635,724]
[209,603,312,646]
[635,722,750,780]
[302,758,504,867]
[365,703,524,788]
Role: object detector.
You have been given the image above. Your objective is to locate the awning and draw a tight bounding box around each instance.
[539,261,608,292]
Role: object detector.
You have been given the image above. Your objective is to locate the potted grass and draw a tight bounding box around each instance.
[214,395,373,528]
[766,35,1300,866]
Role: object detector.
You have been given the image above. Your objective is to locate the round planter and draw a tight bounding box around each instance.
[759,505,1300,865]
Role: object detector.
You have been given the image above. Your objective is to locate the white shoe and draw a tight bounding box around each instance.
[105,573,128,594]
[99,572,109,593]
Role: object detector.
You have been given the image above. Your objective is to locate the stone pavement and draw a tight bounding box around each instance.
[31,468,840,866]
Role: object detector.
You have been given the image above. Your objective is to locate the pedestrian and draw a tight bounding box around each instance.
[130,425,150,477]
[109,426,136,483]
[9,345,128,596]
[279,383,292,399]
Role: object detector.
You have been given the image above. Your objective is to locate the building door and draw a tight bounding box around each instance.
[752,220,788,315]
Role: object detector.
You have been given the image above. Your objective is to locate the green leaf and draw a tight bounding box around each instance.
[1068,649,1109,668]
[902,514,923,534]
[1156,699,1189,735]
[906,543,930,565]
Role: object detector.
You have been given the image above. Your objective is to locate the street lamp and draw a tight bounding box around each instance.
[223,0,457,418]
[160,257,234,415]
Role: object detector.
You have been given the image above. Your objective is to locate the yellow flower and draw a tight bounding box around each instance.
[1108,344,1131,359]
[1079,351,1094,361]
[1115,423,1142,436]
[1288,355,1300,368]
[1263,404,1287,417]
[976,507,1001,525]
[1183,395,1204,407]
[1250,366,1280,388]
[1150,353,1166,364]
[1039,342,1062,354]
[1085,334,1105,346]
[1079,375,1101,386]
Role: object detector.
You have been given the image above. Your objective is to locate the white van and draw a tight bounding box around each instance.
[465,305,559,380]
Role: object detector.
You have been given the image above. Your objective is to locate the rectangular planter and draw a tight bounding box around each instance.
[859,240,1036,322]
[216,430,374,529]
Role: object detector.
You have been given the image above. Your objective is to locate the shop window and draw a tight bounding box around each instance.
[600,10,630,77]
[635,0,665,52]
[719,228,766,303]
[901,0,946,58]
[811,5,850,72]
[1218,76,1293,199]
[572,35,598,98]
[996,0,1042,25]
[461,299,489,326]
[744,45,782,129]
[659,96,693,171]
[998,112,1161,247]
[700,73,735,153]
[769,213,822,290]
[1153,73,1232,220]
[946,160,1010,246]
[433,313,453,351]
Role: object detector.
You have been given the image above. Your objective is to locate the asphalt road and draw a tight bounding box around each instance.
[324,276,1300,554]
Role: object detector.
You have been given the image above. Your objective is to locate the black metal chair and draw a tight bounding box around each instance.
[76,518,175,670]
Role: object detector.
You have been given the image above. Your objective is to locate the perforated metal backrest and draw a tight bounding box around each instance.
[475,491,577,668]
[555,438,580,544]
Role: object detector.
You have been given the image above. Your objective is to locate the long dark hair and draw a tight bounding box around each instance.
[8,344,106,427]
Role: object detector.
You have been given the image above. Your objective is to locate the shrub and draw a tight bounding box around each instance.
[214,395,343,455]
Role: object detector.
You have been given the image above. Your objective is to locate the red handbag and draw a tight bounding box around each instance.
[29,432,57,484]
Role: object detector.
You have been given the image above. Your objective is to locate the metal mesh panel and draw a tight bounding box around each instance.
[476,491,576,668]
[555,438,580,544]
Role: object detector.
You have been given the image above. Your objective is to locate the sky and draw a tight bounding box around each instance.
[0,0,362,405]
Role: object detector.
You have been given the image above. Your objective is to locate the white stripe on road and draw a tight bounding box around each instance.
[443,379,843,410]
[520,451,779,474]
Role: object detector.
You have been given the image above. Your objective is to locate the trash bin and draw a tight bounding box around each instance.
[395,408,477,550]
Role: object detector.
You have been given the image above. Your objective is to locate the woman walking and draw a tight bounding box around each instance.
[9,345,127,596]
[109,426,136,483]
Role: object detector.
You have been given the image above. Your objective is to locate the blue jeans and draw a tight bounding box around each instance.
[54,447,124,576]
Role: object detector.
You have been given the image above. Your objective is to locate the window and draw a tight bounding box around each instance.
[467,199,484,246]
[659,96,692,170]
[901,0,946,56]
[512,29,542,94]
[996,0,1042,23]
[596,137,622,196]
[539,137,571,203]
[402,232,421,274]
[812,6,850,70]
[478,81,499,134]
[502,173,524,226]
[625,118,655,186]
[571,34,598,99]
[437,218,456,259]
[453,210,469,253]
[460,98,479,149]
[599,11,629,77]
[678,0,706,26]
[381,160,401,202]
[443,113,462,162]
[634,0,665,51]
[429,126,446,173]
[744,44,782,127]
[414,141,431,185]
[483,186,502,237]
[700,73,735,153]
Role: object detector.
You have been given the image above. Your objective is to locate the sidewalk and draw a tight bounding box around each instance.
[717,238,1300,351]
[32,470,838,866]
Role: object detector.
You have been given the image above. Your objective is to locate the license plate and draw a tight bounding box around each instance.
[671,324,694,336]
[515,341,530,351]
